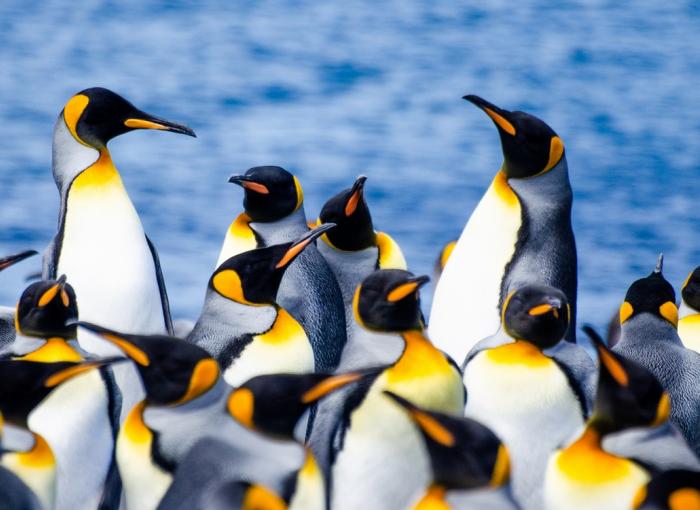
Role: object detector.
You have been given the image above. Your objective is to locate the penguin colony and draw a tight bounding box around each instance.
[0,87,699,510]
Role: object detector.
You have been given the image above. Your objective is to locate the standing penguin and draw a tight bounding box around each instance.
[218,166,346,371]
[430,95,576,363]
[43,87,196,423]
[315,175,407,369]
[189,224,334,386]
[385,392,519,510]
[613,255,700,454]
[463,284,592,510]
[328,269,465,510]
[14,277,120,510]
[678,266,700,353]
[0,358,121,509]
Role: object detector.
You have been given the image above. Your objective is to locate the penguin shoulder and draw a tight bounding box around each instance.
[545,341,597,416]
[217,213,259,264]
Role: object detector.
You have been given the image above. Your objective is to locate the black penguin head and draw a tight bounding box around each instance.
[502,284,569,349]
[318,175,376,251]
[0,250,37,273]
[227,370,375,439]
[620,255,678,328]
[229,166,304,223]
[76,322,220,407]
[634,469,700,510]
[385,391,510,490]
[0,357,122,427]
[681,266,700,312]
[210,223,335,306]
[61,87,195,149]
[16,275,78,339]
[464,95,564,179]
[583,326,669,436]
[353,269,428,333]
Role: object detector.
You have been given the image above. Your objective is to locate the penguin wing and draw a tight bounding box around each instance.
[547,341,596,417]
[42,234,59,279]
[146,235,173,335]
[0,466,43,510]
[602,422,700,472]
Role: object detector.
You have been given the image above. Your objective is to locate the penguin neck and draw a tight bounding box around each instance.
[388,330,452,382]
[620,314,682,347]
[507,157,572,209]
[18,337,82,362]
[197,290,278,336]
[249,206,309,244]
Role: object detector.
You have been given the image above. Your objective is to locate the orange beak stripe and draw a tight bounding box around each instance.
[345,190,362,217]
[276,239,313,269]
[597,346,629,387]
[387,282,419,302]
[301,373,362,404]
[240,181,270,195]
[124,118,170,131]
[410,408,455,447]
[483,107,516,135]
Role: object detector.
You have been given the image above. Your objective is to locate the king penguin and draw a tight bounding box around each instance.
[189,224,335,386]
[315,175,407,369]
[385,391,519,510]
[0,357,122,510]
[217,165,346,371]
[613,255,700,455]
[463,284,592,510]
[13,276,120,510]
[542,332,672,510]
[634,470,700,510]
[678,266,700,353]
[43,87,196,424]
[430,95,576,364]
[327,269,465,510]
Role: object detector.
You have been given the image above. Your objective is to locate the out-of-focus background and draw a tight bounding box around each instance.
[0,1,698,332]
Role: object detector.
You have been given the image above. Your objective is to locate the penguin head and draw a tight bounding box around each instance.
[16,275,78,339]
[61,87,195,149]
[0,357,123,427]
[229,166,304,223]
[385,391,510,490]
[227,370,376,439]
[353,269,428,333]
[681,266,700,312]
[633,469,700,510]
[76,322,220,407]
[502,284,569,349]
[0,250,37,273]
[583,326,669,435]
[318,175,376,251]
[210,223,335,306]
[464,95,564,179]
[620,255,678,328]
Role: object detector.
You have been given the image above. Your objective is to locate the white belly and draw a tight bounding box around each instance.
[678,315,700,354]
[28,371,113,510]
[429,174,521,364]
[464,352,584,510]
[58,186,166,338]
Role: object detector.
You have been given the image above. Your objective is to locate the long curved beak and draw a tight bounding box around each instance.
[387,275,430,302]
[124,111,196,137]
[345,175,368,217]
[275,223,336,269]
[0,250,38,272]
[229,175,270,194]
[463,95,516,136]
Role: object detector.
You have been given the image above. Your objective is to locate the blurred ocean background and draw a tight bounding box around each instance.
[0,0,699,334]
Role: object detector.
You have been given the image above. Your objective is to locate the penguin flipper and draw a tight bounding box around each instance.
[146,235,173,335]
[547,341,596,417]
[0,466,43,510]
[42,235,59,279]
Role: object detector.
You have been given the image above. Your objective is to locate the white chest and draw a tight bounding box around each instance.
[429,175,521,364]
[678,314,700,354]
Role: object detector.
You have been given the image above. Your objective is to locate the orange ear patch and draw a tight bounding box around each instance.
[659,301,679,327]
[619,301,634,325]
[543,136,564,172]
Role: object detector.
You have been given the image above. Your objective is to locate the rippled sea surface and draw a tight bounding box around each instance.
[0,1,699,333]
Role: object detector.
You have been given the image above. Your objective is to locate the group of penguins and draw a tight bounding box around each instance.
[0,87,700,510]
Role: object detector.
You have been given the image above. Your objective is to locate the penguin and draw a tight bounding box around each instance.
[582,327,700,472]
[634,470,700,510]
[678,266,700,353]
[463,284,592,510]
[613,255,700,454]
[217,165,346,371]
[159,370,377,510]
[542,331,673,510]
[327,269,465,510]
[430,95,576,363]
[315,175,407,369]
[434,240,457,283]
[43,87,196,423]
[0,250,38,355]
[188,224,335,386]
[384,391,519,510]
[11,276,121,510]
[0,357,121,509]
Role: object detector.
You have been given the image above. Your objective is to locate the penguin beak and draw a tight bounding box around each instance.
[301,371,367,404]
[387,275,430,302]
[528,298,562,318]
[345,175,368,217]
[228,175,270,195]
[44,356,128,388]
[463,95,517,136]
[75,322,151,367]
[275,223,336,269]
[582,325,630,387]
[383,391,456,447]
[0,250,37,272]
[123,112,196,137]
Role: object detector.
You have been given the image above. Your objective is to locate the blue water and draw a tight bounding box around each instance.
[0,1,699,334]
